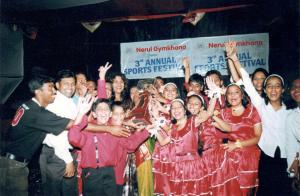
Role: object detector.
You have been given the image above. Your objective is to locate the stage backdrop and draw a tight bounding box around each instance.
[120,33,269,79]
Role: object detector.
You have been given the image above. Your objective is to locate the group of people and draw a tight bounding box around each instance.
[1,41,299,196]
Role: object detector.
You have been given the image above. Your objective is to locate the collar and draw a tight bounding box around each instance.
[56,91,73,101]
[32,98,41,107]
[267,102,286,112]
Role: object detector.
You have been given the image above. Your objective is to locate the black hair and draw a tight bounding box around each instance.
[110,101,126,112]
[251,68,269,81]
[56,69,75,83]
[225,84,249,108]
[28,75,54,95]
[187,94,207,110]
[286,76,300,109]
[75,70,87,77]
[109,72,128,102]
[74,71,87,84]
[189,74,204,87]
[91,99,110,112]
[205,70,222,80]
[154,76,164,85]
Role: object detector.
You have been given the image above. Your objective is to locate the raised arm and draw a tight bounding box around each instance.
[183,57,191,84]
[225,41,263,108]
[225,41,241,82]
[68,95,94,147]
[97,62,112,99]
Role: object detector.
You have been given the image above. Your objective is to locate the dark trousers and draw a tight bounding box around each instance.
[257,147,291,196]
[39,145,78,196]
[0,156,29,196]
[116,184,124,196]
[82,166,117,196]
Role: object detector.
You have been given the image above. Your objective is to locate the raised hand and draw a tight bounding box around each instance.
[205,76,222,105]
[98,62,112,80]
[78,94,94,115]
[205,76,221,95]
[182,57,190,69]
[224,41,237,59]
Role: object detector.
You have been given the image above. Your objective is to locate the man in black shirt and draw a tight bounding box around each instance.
[1,75,72,196]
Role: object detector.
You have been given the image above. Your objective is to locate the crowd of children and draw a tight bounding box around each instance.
[2,41,299,196]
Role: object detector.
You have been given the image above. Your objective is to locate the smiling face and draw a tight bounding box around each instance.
[226,85,243,107]
[187,96,203,115]
[112,76,125,94]
[290,79,300,105]
[252,71,267,93]
[265,76,284,103]
[163,84,178,101]
[171,101,186,121]
[56,77,76,98]
[188,81,202,95]
[93,102,111,125]
[38,82,57,106]
[111,105,125,126]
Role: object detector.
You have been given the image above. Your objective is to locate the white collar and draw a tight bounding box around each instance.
[56,91,72,100]
[32,98,41,106]
[267,102,286,112]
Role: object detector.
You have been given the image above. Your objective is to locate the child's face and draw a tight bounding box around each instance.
[163,85,178,101]
[111,105,125,126]
[265,77,284,102]
[188,81,202,94]
[208,73,223,87]
[187,96,203,115]
[252,71,266,92]
[171,101,185,121]
[93,102,111,125]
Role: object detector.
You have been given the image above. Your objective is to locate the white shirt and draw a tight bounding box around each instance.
[43,91,78,163]
[285,107,300,169]
[239,68,289,158]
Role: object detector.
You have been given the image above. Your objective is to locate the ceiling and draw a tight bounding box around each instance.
[1,0,257,25]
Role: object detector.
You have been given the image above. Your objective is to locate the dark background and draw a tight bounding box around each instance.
[1,0,299,117]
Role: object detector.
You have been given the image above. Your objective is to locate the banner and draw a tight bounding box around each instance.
[120,33,269,79]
